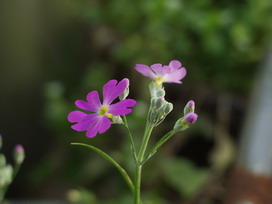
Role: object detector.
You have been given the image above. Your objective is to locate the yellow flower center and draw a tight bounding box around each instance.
[98,106,108,116]
[106,113,113,118]
[155,76,164,86]
[98,106,114,119]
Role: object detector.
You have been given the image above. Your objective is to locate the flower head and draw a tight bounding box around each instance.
[68,79,137,138]
[135,60,186,85]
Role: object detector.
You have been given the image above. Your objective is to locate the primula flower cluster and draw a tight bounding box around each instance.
[68,79,136,138]
[68,60,199,204]
[68,60,197,138]
[135,60,198,128]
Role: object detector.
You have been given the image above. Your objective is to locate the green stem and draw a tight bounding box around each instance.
[12,163,21,179]
[134,164,142,204]
[141,129,180,165]
[71,143,134,193]
[123,115,137,161]
[134,123,154,204]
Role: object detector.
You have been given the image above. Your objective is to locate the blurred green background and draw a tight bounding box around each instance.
[0,0,271,203]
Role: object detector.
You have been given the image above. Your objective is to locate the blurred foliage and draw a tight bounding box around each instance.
[1,0,272,203]
[162,156,209,198]
[68,188,96,204]
[51,0,272,94]
[43,0,272,202]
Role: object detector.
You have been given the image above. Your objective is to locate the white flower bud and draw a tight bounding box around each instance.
[111,115,123,124]
[0,165,13,187]
[163,102,173,115]
[0,154,6,167]
[14,145,25,165]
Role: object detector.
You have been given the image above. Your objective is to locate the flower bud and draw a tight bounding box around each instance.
[14,145,25,164]
[151,97,165,109]
[183,100,195,115]
[151,98,156,107]
[163,102,173,115]
[148,99,172,126]
[149,82,163,97]
[0,154,6,167]
[156,89,165,97]
[184,112,198,124]
[155,97,164,109]
[119,78,130,100]
[174,117,190,131]
[0,165,13,187]
[149,82,156,97]
[174,118,183,130]
[111,115,123,124]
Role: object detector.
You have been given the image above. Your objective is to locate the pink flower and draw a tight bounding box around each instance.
[135,60,187,85]
[68,79,136,138]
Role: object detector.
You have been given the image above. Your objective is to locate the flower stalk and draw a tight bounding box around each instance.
[134,122,154,204]
[123,115,137,162]
[68,60,198,204]
[141,129,180,165]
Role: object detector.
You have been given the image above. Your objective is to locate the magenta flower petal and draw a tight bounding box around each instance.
[150,63,164,75]
[135,64,155,79]
[70,113,97,131]
[71,121,89,131]
[86,116,111,138]
[169,60,182,71]
[75,100,98,112]
[103,79,117,100]
[86,121,100,138]
[184,112,198,124]
[164,68,187,83]
[86,91,102,109]
[108,99,137,115]
[68,111,87,122]
[68,79,136,138]
[98,116,111,134]
[135,60,187,84]
[161,65,172,75]
[71,119,96,132]
[103,79,128,105]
